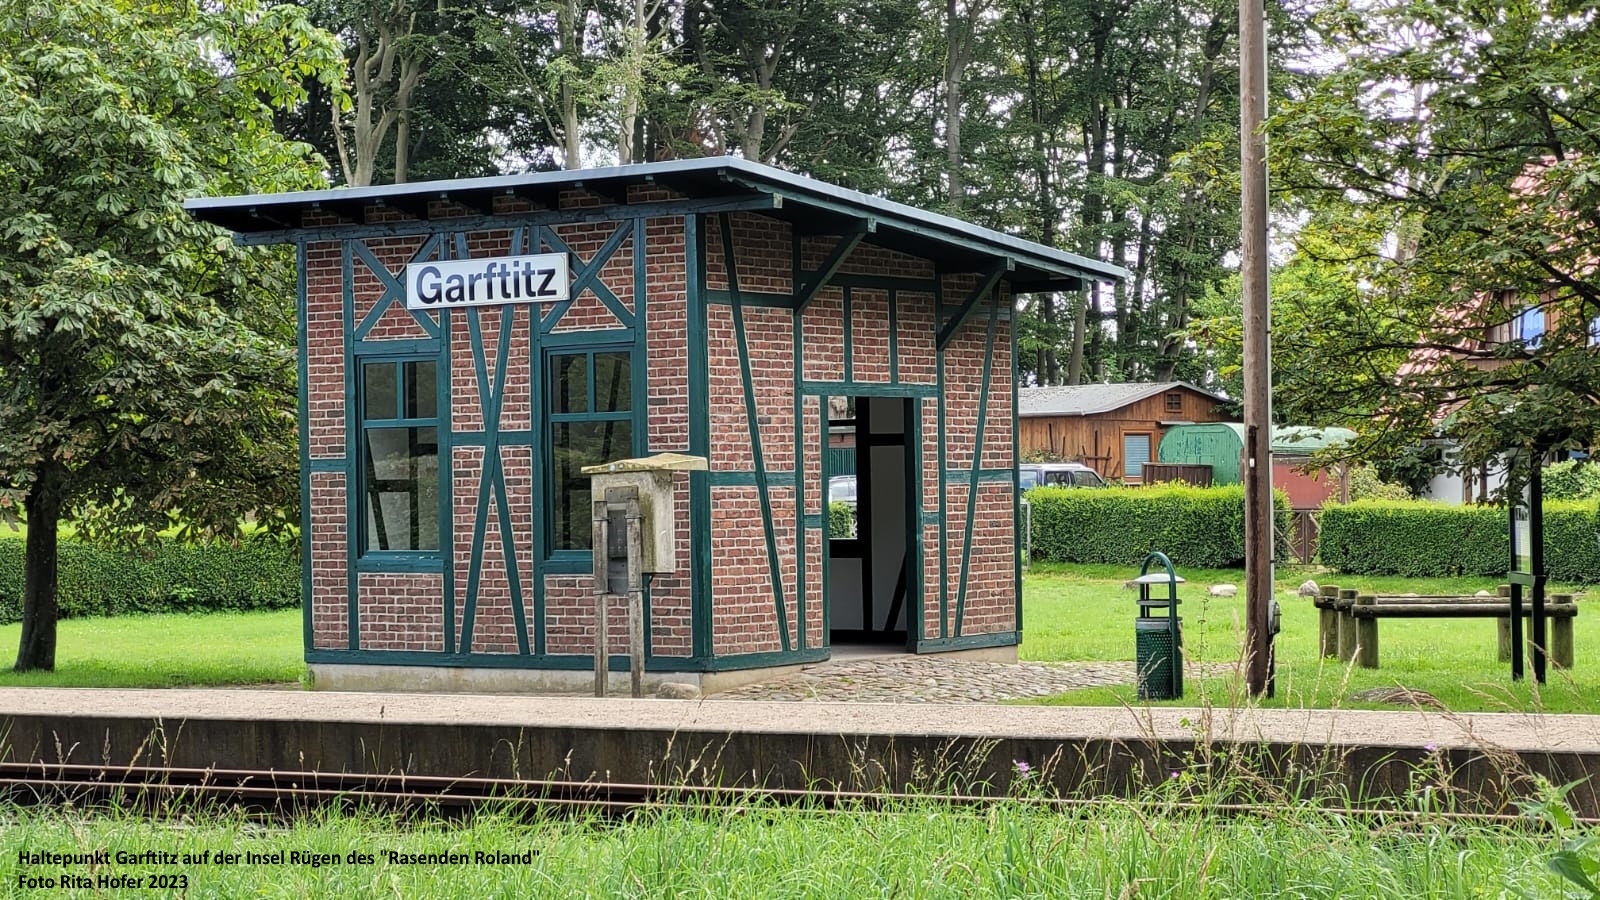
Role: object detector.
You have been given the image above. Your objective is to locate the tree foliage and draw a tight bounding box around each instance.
[1265,0,1600,471]
[0,0,343,670]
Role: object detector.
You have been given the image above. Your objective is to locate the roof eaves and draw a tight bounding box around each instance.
[715,160,1127,284]
[183,157,1131,283]
[1017,381,1227,418]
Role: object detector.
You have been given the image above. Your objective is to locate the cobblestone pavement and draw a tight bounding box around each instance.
[708,656,1191,703]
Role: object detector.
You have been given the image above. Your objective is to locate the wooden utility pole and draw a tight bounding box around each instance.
[1240,0,1273,697]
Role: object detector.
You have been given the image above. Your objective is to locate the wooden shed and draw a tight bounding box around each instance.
[185,157,1124,693]
[1017,382,1229,483]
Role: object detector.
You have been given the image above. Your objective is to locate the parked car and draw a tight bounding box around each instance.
[828,475,857,504]
[1018,462,1107,493]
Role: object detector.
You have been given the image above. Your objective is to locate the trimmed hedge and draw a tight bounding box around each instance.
[1319,499,1600,582]
[828,502,856,539]
[1027,484,1293,569]
[0,537,300,624]
[1545,460,1600,501]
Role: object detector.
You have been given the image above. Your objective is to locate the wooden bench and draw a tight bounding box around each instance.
[1313,585,1578,670]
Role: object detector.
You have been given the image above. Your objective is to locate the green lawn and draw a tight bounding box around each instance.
[1021,562,1599,713]
[0,563,1593,713]
[0,610,303,688]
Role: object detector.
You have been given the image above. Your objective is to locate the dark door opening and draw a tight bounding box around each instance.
[826,395,916,649]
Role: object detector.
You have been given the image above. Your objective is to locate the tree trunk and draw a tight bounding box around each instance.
[619,0,647,164]
[1021,1,1058,385]
[943,0,967,210]
[15,463,62,672]
[560,0,581,168]
[742,106,766,160]
[1071,3,1113,384]
[1072,112,1108,384]
[394,103,411,184]
[1068,284,1090,384]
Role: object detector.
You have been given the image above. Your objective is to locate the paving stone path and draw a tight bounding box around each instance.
[708,656,1198,703]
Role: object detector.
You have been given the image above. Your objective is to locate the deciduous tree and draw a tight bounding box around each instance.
[0,0,343,670]
[1269,0,1600,471]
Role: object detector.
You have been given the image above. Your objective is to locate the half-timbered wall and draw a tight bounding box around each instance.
[302,188,696,671]
[699,213,1019,665]
[302,194,1024,675]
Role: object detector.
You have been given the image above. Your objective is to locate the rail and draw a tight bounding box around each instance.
[0,761,1588,827]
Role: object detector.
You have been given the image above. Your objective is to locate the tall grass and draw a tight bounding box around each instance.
[0,795,1570,898]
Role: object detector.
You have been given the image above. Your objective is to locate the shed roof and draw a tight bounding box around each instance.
[1018,382,1226,418]
[184,156,1126,289]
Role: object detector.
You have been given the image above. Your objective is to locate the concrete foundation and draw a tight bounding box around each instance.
[3,688,1599,817]
[309,645,1020,696]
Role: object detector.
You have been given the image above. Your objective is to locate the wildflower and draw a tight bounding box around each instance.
[1013,760,1032,780]
[1424,743,1438,753]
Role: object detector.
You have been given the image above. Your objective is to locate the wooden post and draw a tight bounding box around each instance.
[1337,588,1358,662]
[1552,594,1574,670]
[1239,0,1273,698]
[592,500,611,698]
[1318,584,1339,658]
[626,495,645,699]
[1355,594,1378,669]
[1496,584,1513,661]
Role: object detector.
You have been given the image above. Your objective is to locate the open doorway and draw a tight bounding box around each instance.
[825,395,917,650]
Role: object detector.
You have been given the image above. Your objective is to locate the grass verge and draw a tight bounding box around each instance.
[0,797,1574,899]
[0,610,302,688]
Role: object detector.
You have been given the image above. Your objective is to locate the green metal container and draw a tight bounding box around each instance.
[1157,423,1359,486]
[1135,616,1182,700]
[1132,551,1185,701]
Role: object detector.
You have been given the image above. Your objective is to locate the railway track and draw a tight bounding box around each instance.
[0,761,1582,826]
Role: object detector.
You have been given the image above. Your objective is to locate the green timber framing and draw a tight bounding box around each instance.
[188,157,1126,677]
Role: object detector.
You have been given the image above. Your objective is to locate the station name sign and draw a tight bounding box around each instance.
[405,254,569,310]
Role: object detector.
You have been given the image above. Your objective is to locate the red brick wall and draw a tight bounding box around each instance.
[934,280,1016,639]
[303,190,1019,665]
[303,190,695,661]
[351,235,430,341]
[305,241,344,460]
[547,220,633,334]
[703,218,1019,655]
[639,215,693,659]
[357,572,445,652]
[308,472,347,650]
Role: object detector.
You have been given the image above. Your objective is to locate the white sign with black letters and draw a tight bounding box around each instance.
[405,254,569,310]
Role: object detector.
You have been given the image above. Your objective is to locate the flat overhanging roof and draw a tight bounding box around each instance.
[184,156,1127,289]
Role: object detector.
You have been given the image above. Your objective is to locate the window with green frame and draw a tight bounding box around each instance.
[359,358,441,554]
[547,347,633,552]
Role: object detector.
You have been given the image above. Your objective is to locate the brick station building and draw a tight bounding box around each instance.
[186,158,1124,692]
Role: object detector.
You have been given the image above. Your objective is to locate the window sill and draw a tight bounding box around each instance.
[355,554,446,574]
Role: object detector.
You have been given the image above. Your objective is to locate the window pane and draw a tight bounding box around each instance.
[364,363,397,420]
[552,419,632,550]
[1519,307,1545,346]
[404,361,437,418]
[550,354,588,414]
[364,426,439,551]
[594,352,631,412]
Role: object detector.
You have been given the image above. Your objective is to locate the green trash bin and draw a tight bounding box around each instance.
[1135,616,1182,700]
[1131,552,1184,700]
